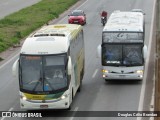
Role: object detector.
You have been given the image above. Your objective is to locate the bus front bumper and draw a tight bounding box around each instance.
[102,73,143,80]
[20,97,70,110]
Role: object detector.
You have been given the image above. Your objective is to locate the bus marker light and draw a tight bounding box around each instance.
[136,70,143,74]
[102,70,108,73]
[22,96,27,101]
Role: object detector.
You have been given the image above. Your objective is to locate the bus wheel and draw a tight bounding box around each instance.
[68,105,71,110]
[77,80,82,92]
[77,85,81,92]
[78,69,83,92]
[105,79,109,82]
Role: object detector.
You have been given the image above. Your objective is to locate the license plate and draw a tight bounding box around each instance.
[40,105,48,108]
[74,21,78,23]
[119,75,126,78]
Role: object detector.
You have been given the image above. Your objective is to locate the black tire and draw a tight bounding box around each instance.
[77,80,82,92]
[67,105,71,110]
[105,79,109,82]
[78,68,84,92]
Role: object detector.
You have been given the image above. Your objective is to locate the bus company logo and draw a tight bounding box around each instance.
[2,112,11,117]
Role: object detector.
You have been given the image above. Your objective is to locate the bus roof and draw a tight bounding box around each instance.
[103,10,144,32]
[21,24,82,55]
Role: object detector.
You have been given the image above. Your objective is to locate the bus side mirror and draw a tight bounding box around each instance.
[143,45,147,61]
[12,59,19,77]
[97,44,101,58]
[67,56,72,75]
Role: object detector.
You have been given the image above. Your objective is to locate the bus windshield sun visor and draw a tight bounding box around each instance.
[102,32,144,43]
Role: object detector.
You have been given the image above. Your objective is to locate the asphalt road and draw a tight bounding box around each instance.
[0,0,41,19]
[0,0,156,120]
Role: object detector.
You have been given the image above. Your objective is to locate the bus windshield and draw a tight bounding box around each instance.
[19,54,68,94]
[102,32,144,43]
[102,44,143,66]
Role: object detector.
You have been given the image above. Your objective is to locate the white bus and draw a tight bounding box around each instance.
[12,24,85,109]
[97,10,147,81]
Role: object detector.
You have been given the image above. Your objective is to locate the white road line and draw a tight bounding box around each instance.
[0,107,14,120]
[1,117,5,120]
[8,107,13,111]
[92,69,98,78]
[137,0,156,120]
[70,107,79,120]
[0,53,19,69]
[75,0,89,9]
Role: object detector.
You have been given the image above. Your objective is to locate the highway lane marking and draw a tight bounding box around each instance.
[8,107,13,111]
[1,108,13,120]
[0,52,19,70]
[69,107,79,120]
[137,0,156,120]
[74,0,89,9]
[0,107,14,120]
[0,95,19,120]
[92,69,98,78]
[0,117,4,120]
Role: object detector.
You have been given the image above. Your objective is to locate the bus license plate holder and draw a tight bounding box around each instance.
[40,105,48,108]
[119,75,126,78]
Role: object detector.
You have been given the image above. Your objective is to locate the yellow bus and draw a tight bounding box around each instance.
[12,24,85,109]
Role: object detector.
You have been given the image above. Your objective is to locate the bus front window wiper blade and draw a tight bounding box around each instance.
[32,77,42,91]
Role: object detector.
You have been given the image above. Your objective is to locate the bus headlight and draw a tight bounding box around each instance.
[61,94,68,100]
[136,70,143,74]
[139,75,143,78]
[102,69,108,73]
[21,96,27,101]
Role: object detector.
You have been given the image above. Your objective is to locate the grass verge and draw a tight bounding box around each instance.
[0,0,78,52]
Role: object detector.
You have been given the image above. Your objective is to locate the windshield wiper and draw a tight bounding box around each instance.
[32,77,42,91]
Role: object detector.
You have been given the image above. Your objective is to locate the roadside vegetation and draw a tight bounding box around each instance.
[0,0,78,53]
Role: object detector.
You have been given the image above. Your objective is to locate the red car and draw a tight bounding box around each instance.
[68,10,86,25]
